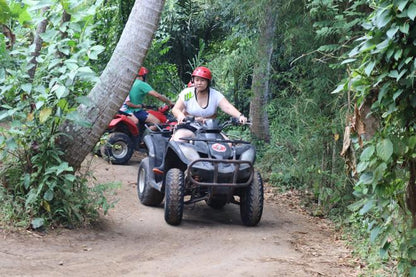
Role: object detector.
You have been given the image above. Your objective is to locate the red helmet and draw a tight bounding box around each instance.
[187,81,194,87]
[138,67,149,76]
[191,66,212,81]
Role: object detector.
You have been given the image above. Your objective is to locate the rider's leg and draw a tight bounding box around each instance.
[145,113,160,131]
[128,113,139,125]
[171,128,195,142]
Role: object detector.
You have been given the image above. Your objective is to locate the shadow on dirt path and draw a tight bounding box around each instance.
[0,153,360,276]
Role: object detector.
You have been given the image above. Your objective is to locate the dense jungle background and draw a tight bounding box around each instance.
[1,0,416,275]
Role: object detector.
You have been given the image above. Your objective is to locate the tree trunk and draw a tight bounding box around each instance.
[28,7,49,80]
[249,2,276,143]
[58,0,166,170]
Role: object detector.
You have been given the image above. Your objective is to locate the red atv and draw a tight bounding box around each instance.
[100,105,175,164]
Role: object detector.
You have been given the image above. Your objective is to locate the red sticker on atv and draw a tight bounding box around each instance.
[212,143,226,152]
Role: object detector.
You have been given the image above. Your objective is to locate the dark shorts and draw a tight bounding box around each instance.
[133,110,148,122]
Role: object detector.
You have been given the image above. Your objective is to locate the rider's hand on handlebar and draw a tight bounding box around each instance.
[177,114,186,123]
[238,114,248,124]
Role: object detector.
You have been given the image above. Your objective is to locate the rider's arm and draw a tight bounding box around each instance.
[218,98,247,123]
[125,100,142,109]
[172,99,186,123]
[148,90,173,106]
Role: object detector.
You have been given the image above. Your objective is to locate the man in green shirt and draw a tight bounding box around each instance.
[125,67,173,125]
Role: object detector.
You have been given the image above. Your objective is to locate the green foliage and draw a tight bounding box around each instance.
[0,0,116,229]
[334,0,416,274]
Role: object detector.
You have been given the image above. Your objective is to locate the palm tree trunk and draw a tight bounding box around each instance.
[58,0,166,169]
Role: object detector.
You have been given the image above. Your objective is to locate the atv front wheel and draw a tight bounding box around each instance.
[137,157,164,206]
[102,132,133,165]
[164,168,185,226]
[240,171,264,226]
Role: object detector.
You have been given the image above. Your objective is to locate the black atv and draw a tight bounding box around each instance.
[137,118,263,226]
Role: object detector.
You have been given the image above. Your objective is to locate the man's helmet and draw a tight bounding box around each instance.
[138,67,149,76]
[191,66,212,81]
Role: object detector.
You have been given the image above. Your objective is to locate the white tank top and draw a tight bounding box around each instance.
[179,87,224,118]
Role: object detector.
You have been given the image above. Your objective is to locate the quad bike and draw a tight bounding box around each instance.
[100,105,174,164]
[137,117,263,226]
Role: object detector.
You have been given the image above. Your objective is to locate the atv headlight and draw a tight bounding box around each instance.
[178,144,200,162]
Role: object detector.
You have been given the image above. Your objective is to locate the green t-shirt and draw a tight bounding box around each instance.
[127,79,153,112]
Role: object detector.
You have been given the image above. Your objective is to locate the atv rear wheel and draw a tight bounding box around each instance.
[137,157,164,206]
[164,168,185,226]
[240,171,264,226]
[102,132,133,165]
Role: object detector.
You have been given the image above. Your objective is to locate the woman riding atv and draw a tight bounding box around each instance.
[171,66,247,141]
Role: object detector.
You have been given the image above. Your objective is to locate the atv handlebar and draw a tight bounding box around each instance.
[176,117,251,132]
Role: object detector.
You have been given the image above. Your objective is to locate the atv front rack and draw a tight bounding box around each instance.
[187,158,254,187]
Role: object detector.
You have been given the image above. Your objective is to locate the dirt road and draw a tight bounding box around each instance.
[0,154,360,276]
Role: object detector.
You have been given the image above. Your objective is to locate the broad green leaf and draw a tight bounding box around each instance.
[411,266,416,277]
[45,162,73,175]
[382,103,398,118]
[76,96,93,106]
[388,70,398,78]
[408,3,416,20]
[64,174,76,182]
[341,58,356,65]
[375,9,392,28]
[48,59,62,70]
[400,22,410,34]
[43,190,54,201]
[393,89,403,101]
[6,137,17,151]
[35,100,45,110]
[331,83,346,94]
[347,198,366,212]
[410,136,416,149]
[373,162,387,185]
[31,218,44,229]
[39,107,52,123]
[40,29,58,42]
[398,0,409,12]
[359,172,373,185]
[21,83,32,93]
[386,26,399,38]
[364,61,376,76]
[23,173,30,190]
[377,139,394,161]
[357,161,369,173]
[359,200,374,215]
[0,0,11,24]
[51,84,67,99]
[360,145,375,161]
[87,45,105,60]
[380,241,390,258]
[56,162,73,175]
[64,59,79,71]
[394,49,403,60]
[370,226,381,242]
[348,46,360,57]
